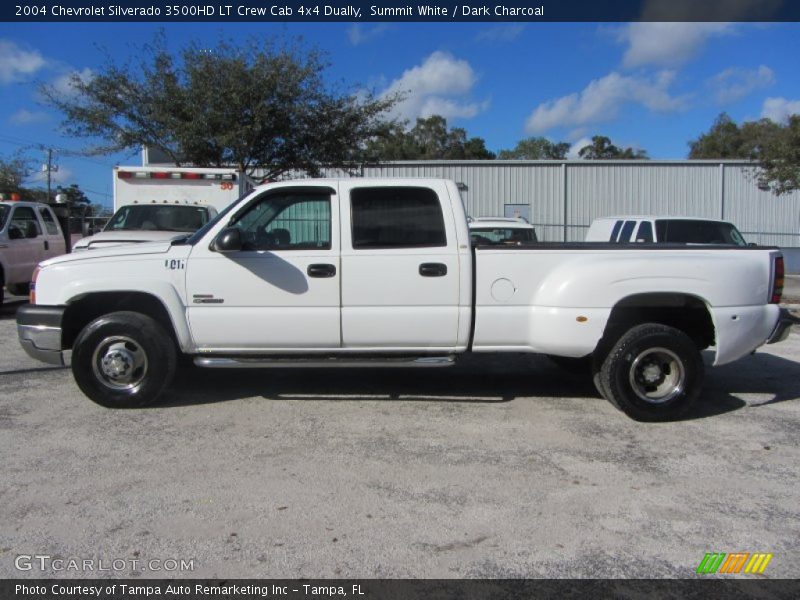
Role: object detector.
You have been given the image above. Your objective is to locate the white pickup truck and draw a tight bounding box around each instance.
[17,178,795,421]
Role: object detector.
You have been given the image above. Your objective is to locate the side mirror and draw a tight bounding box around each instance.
[8,226,24,240]
[213,227,243,252]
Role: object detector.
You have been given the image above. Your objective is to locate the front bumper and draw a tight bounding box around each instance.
[766,308,800,344]
[17,305,66,366]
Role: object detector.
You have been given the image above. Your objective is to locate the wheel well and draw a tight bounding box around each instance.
[62,292,177,349]
[596,293,715,358]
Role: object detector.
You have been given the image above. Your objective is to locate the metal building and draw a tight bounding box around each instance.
[345,160,800,248]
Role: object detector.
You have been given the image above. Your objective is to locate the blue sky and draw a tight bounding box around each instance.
[1,21,799,208]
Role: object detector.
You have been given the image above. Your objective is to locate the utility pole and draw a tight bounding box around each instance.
[42,147,58,203]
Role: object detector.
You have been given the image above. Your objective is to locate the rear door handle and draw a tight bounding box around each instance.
[419,263,447,277]
[307,263,337,278]
[44,240,49,251]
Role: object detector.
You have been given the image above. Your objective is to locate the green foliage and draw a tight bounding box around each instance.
[578,136,648,160]
[41,33,399,179]
[755,115,800,195]
[497,137,570,160]
[364,115,495,160]
[689,112,799,195]
[0,152,32,194]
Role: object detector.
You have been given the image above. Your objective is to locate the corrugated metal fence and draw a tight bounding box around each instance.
[318,160,800,248]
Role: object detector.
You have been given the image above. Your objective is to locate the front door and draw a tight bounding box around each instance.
[186,187,340,351]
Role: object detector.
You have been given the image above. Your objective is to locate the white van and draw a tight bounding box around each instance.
[0,200,66,304]
[586,216,748,246]
[469,217,538,245]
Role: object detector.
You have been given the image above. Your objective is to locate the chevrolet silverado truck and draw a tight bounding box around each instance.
[17,178,796,421]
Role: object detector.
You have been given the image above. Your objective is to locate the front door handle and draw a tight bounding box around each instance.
[419,263,447,277]
[307,263,337,278]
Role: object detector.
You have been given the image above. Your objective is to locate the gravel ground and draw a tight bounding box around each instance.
[1,293,799,580]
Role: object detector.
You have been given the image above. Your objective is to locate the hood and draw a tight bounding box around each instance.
[72,230,189,250]
[42,240,177,267]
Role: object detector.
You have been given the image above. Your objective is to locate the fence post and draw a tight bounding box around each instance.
[562,162,568,242]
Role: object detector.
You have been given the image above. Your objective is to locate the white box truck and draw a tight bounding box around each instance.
[72,166,252,251]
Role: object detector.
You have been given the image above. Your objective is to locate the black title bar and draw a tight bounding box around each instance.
[5,0,800,22]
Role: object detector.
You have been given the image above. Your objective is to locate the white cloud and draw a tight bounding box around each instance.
[707,65,775,104]
[761,97,800,123]
[347,24,390,46]
[8,108,50,125]
[0,39,47,83]
[476,24,526,43]
[30,165,73,185]
[50,67,93,98]
[525,71,686,134]
[380,51,488,122]
[567,137,593,159]
[616,23,733,69]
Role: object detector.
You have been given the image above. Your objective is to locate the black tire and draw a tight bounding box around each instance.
[71,311,176,408]
[547,354,593,374]
[600,323,703,422]
[7,282,29,297]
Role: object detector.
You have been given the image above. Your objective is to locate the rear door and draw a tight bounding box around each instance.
[339,182,461,350]
[37,206,66,257]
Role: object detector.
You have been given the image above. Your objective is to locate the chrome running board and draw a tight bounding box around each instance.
[194,355,456,369]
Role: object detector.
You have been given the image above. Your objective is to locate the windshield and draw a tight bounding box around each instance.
[0,205,8,230]
[470,227,537,245]
[655,220,747,246]
[105,205,210,233]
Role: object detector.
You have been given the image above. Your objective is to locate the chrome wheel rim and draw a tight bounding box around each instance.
[628,347,685,404]
[91,336,149,392]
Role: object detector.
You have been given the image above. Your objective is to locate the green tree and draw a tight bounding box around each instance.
[364,115,495,160]
[688,113,754,159]
[497,137,570,160]
[688,112,799,195]
[55,184,92,219]
[0,153,32,195]
[753,115,800,195]
[579,136,648,160]
[42,33,398,179]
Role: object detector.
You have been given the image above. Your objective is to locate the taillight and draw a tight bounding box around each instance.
[30,266,40,304]
[771,256,784,304]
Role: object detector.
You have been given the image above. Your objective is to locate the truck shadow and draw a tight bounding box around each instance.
[159,351,800,420]
[0,298,27,320]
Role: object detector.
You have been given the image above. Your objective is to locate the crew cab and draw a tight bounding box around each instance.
[17,179,795,421]
[1,199,66,305]
[586,216,748,245]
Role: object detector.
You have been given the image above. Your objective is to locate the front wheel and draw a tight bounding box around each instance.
[71,311,176,408]
[599,323,703,422]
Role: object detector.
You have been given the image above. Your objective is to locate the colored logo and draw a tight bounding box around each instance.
[697,553,773,574]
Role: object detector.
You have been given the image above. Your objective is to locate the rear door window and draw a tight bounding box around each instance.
[38,207,60,235]
[350,187,446,249]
